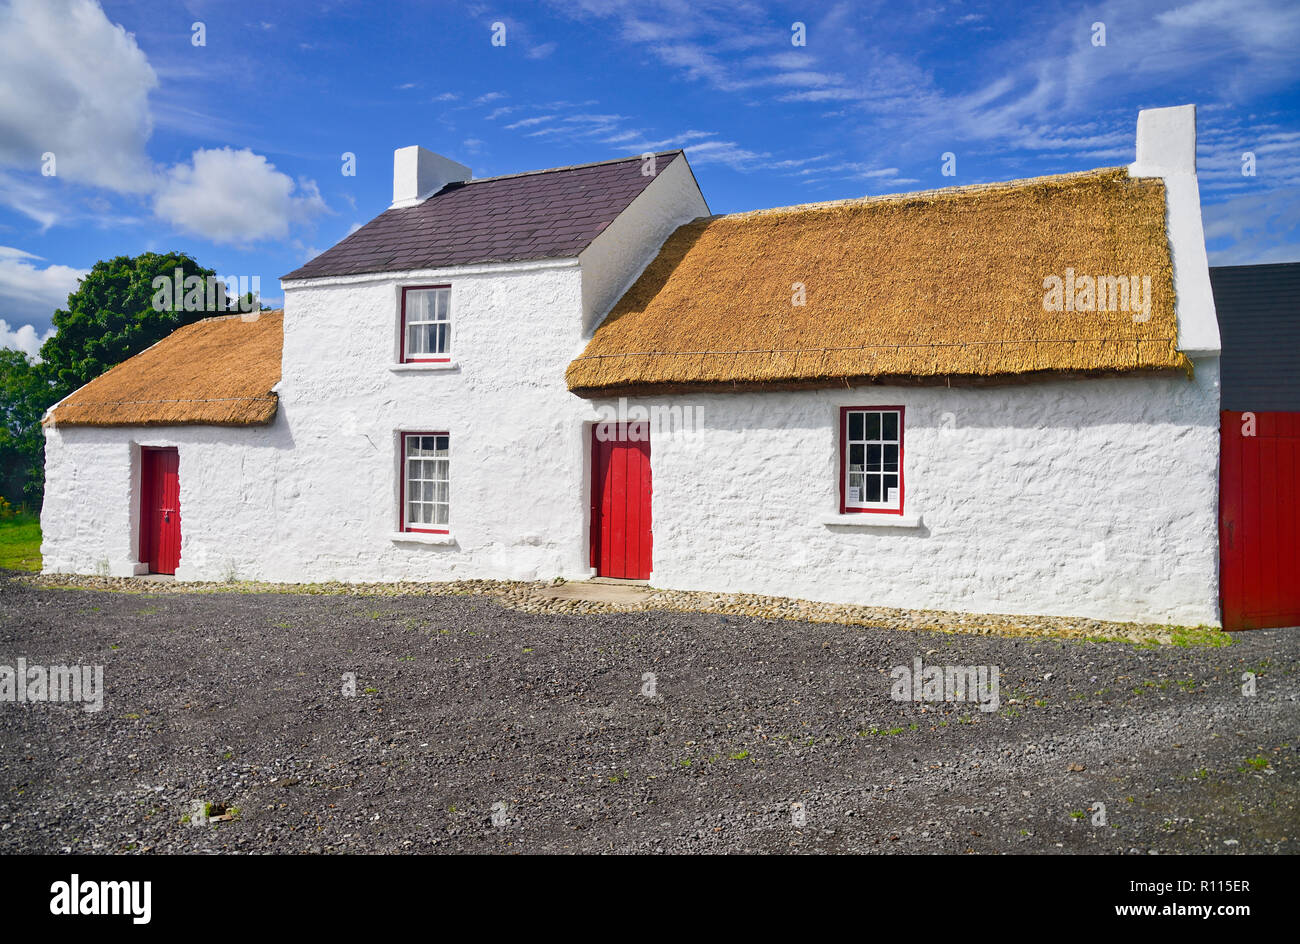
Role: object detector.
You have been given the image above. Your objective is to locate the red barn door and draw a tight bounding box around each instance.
[140,448,181,575]
[591,423,652,579]
[1220,411,1300,630]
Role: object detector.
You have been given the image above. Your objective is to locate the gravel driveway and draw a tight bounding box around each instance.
[1,574,1296,854]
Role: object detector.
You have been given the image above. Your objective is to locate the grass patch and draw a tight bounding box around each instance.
[1169,625,1234,648]
[0,512,41,572]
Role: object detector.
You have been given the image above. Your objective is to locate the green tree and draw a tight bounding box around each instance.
[0,348,56,506]
[1,250,249,506]
[39,251,235,399]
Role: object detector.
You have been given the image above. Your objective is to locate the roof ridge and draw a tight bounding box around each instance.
[456,150,683,186]
[180,309,283,325]
[704,166,1132,223]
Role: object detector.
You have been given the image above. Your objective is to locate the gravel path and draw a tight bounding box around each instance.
[1,573,1295,854]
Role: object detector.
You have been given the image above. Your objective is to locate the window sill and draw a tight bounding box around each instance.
[820,513,923,529]
[389,531,455,545]
[389,361,459,373]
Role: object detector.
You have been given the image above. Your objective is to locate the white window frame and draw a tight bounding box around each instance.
[401,285,451,363]
[401,432,450,533]
[841,407,903,514]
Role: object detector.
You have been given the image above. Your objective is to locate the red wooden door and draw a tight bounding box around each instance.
[591,423,652,579]
[140,448,181,575]
[1220,411,1300,630]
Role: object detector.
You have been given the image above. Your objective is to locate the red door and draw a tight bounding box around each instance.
[591,423,652,579]
[140,448,181,575]
[1220,411,1300,630]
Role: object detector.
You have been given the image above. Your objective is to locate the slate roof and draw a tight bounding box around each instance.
[283,151,686,281]
[1210,262,1300,411]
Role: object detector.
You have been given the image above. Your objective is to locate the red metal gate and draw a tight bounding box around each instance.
[1220,411,1300,630]
[140,447,181,575]
[591,423,652,579]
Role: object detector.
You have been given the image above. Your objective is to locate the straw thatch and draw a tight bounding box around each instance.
[567,168,1188,395]
[47,311,282,427]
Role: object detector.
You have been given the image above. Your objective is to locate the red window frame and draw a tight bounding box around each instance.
[839,406,904,515]
[399,431,450,534]
[399,285,451,363]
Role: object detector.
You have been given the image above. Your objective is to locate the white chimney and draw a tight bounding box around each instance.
[391,146,471,209]
[1130,104,1197,177]
[1128,103,1220,358]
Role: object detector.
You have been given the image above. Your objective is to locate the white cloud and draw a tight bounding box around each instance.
[0,247,86,338]
[0,0,157,195]
[505,115,557,130]
[153,148,328,245]
[528,41,558,59]
[0,318,55,359]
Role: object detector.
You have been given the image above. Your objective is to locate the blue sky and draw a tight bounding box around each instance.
[1,0,1297,355]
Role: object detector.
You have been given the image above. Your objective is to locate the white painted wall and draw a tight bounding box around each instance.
[41,420,289,580]
[42,263,599,583]
[578,153,710,334]
[606,359,1221,626]
[266,259,595,582]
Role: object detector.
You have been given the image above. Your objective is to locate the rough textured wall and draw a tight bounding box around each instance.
[626,359,1221,626]
[266,261,594,583]
[41,421,289,580]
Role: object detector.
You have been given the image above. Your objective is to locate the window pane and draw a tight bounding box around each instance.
[848,411,863,441]
[883,411,898,441]
[404,433,449,529]
[867,444,882,471]
[849,443,864,471]
[407,290,428,320]
[866,412,881,441]
[865,476,882,502]
[883,444,898,472]
[884,474,898,496]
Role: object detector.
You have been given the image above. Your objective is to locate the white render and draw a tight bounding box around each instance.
[41,110,1225,626]
[609,360,1221,626]
[390,146,471,209]
[41,422,287,580]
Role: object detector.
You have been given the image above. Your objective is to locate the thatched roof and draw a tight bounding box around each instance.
[47,311,282,428]
[567,168,1189,395]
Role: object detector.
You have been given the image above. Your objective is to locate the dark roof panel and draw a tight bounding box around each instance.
[284,152,683,281]
[1210,262,1300,411]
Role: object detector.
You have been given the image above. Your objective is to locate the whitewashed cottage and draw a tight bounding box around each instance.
[42,105,1222,627]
